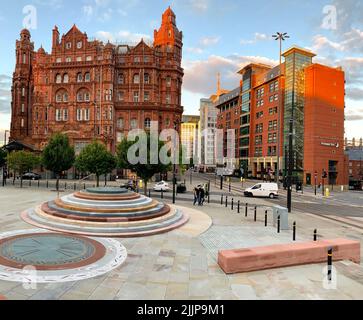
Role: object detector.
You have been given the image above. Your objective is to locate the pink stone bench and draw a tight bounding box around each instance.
[218,238,361,274]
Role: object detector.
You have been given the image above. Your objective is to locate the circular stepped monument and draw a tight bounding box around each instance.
[21,187,189,238]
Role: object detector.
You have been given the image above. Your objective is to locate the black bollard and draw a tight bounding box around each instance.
[254,206,257,222]
[47,180,49,188]
[314,229,317,241]
[149,189,151,198]
[327,247,333,281]
[208,194,210,204]
[65,182,67,190]
[225,196,228,208]
[237,200,240,214]
[38,180,40,188]
[277,215,281,233]
[84,183,86,190]
[231,198,234,211]
[293,222,296,241]
[161,189,164,199]
[221,195,223,205]
[265,210,268,227]
[74,183,76,191]
[245,203,248,217]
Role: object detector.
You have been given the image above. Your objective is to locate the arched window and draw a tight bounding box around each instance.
[144,118,151,129]
[77,88,90,102]
[84,92,90,102]
[130,119,137,129]
[55,89,69,103]
[118,73,124,84]
[63,93,69,102]
[133,74,140,84]
[56,74,62,84]
[144,73,150,84]
[117,118,124,129]
[63,74,69,83]
[85,72,91,82]
[77,73,83,82]
[166,76,171,87]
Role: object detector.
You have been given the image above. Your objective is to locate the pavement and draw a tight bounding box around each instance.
[0,181,362,300]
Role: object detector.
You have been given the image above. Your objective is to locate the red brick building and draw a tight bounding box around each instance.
[10,7,184,154]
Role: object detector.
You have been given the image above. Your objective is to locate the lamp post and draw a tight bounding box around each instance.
[173,121,178,204]
[272,32,289,187]
[287,119,294,213]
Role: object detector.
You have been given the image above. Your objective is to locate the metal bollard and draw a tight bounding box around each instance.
[38,180,40,188]
[293,222,296,241]
[161,189,164,199]
[225,196,228,208]
[65,182,67,190]
[314,229,317,241]
[265,210,268,227]
[47,180,49,188]
[254,206,257,222]
[149,189,151,198]
[84,183,86,190]
[74,183,76,191]
[245,203,248,217]
[231,198,234,211]
[208,194,210,204]
[327,247,333,281]
[277,215,281,233]
[237,200,240,214]
[221,195,223,205]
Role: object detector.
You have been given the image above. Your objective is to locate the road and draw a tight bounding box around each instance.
[187,172,363,230]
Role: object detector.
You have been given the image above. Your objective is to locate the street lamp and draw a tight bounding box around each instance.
[172,121,178,204]
[272,32,289,187]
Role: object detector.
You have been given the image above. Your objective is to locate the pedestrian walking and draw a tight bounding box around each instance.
[193,186,200,206]
[199,186,205,206]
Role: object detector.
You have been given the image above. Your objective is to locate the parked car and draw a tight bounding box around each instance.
[22,172,41,181]
[244,183,279,199]
[153,181,170,192]
[176,182,187,193]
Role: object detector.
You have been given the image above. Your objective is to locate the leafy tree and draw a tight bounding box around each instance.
[75,141,116,187]
[116,133,172,195]
[42,133,75,191]
[7,151,39,188]
[0,148,6,168]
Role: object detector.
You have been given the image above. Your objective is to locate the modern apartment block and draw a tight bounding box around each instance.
[181,115,200,165]
[217,46,348,186]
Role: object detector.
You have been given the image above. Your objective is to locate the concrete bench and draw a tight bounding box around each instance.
[218,238,360,274]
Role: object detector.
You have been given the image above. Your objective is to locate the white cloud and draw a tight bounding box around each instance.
[182,54,276,96]
[83,5,94,17]
[241,33,270,45]
[95,30,151,44]
[199,36,220,47]
[0,75,11,114]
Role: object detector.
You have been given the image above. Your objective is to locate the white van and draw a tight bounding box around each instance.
[244,183,279,199]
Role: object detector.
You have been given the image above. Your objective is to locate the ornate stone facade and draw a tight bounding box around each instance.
[10,7,183,153]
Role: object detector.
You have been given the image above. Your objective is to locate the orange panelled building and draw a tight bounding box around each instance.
[217,46,348,186]
[10,7,183,154]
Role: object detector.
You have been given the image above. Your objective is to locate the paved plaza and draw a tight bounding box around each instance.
[0,185,362,300]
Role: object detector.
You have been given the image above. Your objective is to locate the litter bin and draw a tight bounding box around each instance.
[272,205,289,230]
[296,181,303,192]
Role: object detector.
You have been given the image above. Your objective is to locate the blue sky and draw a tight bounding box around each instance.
[0,0,362,141]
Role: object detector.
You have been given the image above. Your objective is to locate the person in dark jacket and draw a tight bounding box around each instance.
[193,187,200,206]
[199,186,205,206]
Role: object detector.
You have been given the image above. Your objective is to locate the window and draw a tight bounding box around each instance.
[109,107,113,120]
[118,91,124,101]
[56,94,62,103]
[133,74,140,84]
[84,109,90,121]
[77,41,82,49]
[133,91,139,102]
[86,56,92,61]
[118,73,124,84]
[77,92,83,102]
[255,135,262,145]
[166,76,171,87]
[269,96,274,103]
[268,120,277,131]
[56,74,62,84]
[77,109,82,121]
[56,58,62,63]
[268,146,277,156]
[56,109,62,122]
[21,104,25,113]
[61,109,67,121]
[85,72,91,82]
[84,92,90,102]
[66,42,72,49]
[166,93,171,104]
[66,57,71,63]
[77,73,83,82]
[144,91,150,102]
[144,118,151,129]
[255,123,263,133]
[256,111,263,119]
[274,94,279,101]
[21,118,24,128]
[22,53,26,64]
[144,73,150,84]
[63,74,69,83]
[63,93,69,102]
[117,118,124,129]
[269,107,278,115]
[76,57,82,62]
[130,119,137,129]
[144,56,149,63]
[268,133,277,144]
[134,57,140,63]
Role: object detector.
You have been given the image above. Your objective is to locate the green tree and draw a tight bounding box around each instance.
[75,141,116,187]
[42,133,75,191]
[7,151,39,188]
[116,133,172,195]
